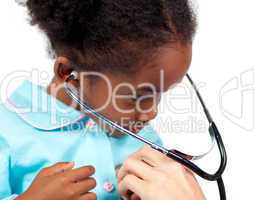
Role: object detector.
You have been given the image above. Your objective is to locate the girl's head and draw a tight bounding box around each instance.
[26,0,197,135]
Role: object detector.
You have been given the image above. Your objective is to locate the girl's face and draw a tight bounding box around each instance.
[76,42,192,136]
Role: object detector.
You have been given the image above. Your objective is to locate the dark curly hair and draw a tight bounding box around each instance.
[26,0,197,72]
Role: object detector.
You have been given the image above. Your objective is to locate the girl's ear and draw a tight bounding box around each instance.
[53,56,74,82]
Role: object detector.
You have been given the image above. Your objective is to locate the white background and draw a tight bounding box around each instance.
[1,1,254,199]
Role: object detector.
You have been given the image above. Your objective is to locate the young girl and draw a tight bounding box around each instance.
[0,0,198,199]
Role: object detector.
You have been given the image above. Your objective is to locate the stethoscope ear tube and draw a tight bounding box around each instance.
[158,122,227,200]
[162,122,227,181]
[64,73,227,200]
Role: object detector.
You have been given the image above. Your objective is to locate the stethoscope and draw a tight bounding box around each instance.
[64,71,227,200]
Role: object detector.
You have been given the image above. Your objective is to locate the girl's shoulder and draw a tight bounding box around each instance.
[0,100,26,133]
[0,100,31,149]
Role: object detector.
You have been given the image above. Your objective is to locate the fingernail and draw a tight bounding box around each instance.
[89,165,95,173]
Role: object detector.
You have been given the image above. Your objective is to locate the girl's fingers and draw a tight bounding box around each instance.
[118,174,145,199]
[132,145,172,167]
[64,165,95,182]
[72,177,97,195]
[78,192,97,200]
[117,158,155,182]
[39,162,75,177]
[130,193,141,200]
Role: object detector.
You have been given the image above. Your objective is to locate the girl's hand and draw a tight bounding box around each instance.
[16,162,97,200]
[118,146,205,200]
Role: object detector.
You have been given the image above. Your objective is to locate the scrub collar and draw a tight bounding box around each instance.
[5,79,89,131]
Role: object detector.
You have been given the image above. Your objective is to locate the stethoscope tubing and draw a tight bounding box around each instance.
[64,73,227,199]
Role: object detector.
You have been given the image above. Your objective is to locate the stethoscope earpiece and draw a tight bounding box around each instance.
[70,71,78,80]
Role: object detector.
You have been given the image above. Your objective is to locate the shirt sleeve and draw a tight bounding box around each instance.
[0,135,19,200]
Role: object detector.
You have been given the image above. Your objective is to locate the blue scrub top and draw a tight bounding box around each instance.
[0,80,162,200]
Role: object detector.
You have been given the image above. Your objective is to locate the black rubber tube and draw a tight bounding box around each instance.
[217,177,226,200]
